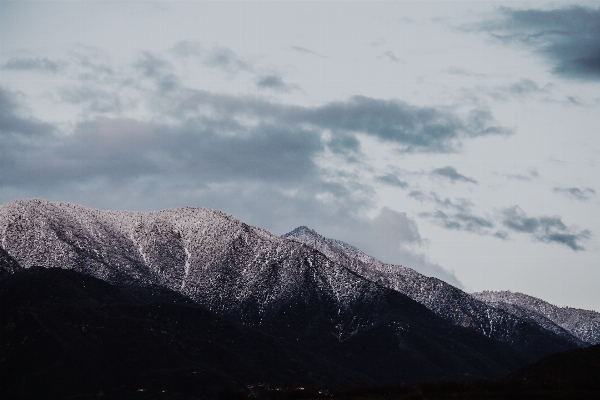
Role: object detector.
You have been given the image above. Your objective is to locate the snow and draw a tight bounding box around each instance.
[0,198,596,347]
[473,290,600,345]
[283,225,593,347]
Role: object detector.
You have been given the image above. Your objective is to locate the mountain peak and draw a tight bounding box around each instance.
[284,225,319,237]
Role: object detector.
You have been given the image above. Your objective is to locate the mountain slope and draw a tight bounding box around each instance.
[0,267,362,399]
[506,343,600,391]
[473,291,600,346]
[0,199,579,383]
[0,246,22,276]
[282,226,587,351]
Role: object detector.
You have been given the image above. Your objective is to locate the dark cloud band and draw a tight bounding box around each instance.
[476,6,600,80]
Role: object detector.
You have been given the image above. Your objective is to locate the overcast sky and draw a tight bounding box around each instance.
[1,1,598,310]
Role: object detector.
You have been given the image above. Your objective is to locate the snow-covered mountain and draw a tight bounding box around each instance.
[472,291,600,346]
[282,226,592,348]
[0,199,584,382]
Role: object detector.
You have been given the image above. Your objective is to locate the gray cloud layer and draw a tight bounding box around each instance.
[478,6,600,80]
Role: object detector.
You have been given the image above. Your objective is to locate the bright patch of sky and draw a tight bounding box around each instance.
[1,1,598,310]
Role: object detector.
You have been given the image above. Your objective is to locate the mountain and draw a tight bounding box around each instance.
[472,291,600,346]
[0,199,583,387]
[506,342,600,391]
[326,344,600,399]
[0,267,361,399]
[0,245,21,276]
[282,226,589,350]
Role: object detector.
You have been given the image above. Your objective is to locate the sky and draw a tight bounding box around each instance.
[1,0,599,311]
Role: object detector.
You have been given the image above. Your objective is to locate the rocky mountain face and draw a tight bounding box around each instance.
[283,226,592,351]
[472,291,600,346]
[0,199,587,388]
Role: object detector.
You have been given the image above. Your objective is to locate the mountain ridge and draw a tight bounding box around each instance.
[473,290,600,345]
[282,225,592,348]
[0,198,587,385]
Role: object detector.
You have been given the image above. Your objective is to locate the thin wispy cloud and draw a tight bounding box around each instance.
[171,41,253,74]
[255,75,299,93]
[2,57,66,73]
[444,67,488,78]
[501,169,539,181]
[431,166,478,184]
[376,174,409,189]
[409,190,592,250]
[501,206,591,251]
[554,187,596,201]
[419,209,494,233]
[58,85,123,114]
[380,51,400,63]
[290,46,327,58]
[410,191,495,235]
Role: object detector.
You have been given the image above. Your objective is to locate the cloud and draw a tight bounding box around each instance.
[171,41,252,75]
[444,67,487,78]
[0,44,510,277]
[2,57,65,73]
[302,97,511,154]
[69,47,117,83]
[408,190,427,202]
[381,51,400,63]
[307,206,462,287]
[369,39,386,47]
[417,192,495,234]
[371,207,422,245]
[362,208,462,287]
[476,6,600,80]
[410,190,593,251]
[411,190,593,250]
[204,47,252,74]
[504,79,550,97]
[420,209,494,232]
[502,168,539,181]
[410,191,496,235]
[0,87,54,139]
[58,86,122,114]
[290,46,327,58]
[485,79,551,101]
[376,174,409,189]
[150,88,510,155]
[0,88,55,186]
[501,206,591,251]
[3,77,512,191]
[255,75,298,92]
[133,52,180,92]
[554,187,596,201]
[431,166,477,184]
